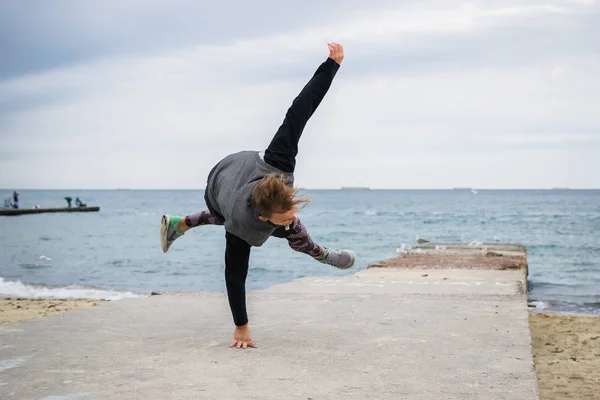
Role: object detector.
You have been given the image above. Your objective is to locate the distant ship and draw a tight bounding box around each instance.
[552,187,570,190]
[452,187,472,191]
[341,187,370,190]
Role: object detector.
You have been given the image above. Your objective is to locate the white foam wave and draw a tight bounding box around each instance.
[0,277,140,300]
[529,300,550,310]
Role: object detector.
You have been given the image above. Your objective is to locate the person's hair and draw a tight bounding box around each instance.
[252,173,309,218]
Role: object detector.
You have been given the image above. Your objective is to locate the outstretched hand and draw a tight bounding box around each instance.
[230,324,258,349]
[328,42,344,65]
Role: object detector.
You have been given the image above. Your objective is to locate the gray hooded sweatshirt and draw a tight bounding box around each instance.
[204,150,293,247]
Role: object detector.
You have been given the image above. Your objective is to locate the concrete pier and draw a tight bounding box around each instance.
[0,243,539,399]
[0,206,100,216]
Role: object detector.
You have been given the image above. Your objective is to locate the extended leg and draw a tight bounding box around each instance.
[263,57,341,173]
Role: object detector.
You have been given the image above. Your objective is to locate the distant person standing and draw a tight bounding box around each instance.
[65,197,72,208]
[12,191,19,209]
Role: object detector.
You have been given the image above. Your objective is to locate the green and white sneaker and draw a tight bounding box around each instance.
[160,215,184,253]
[318,247,356,270]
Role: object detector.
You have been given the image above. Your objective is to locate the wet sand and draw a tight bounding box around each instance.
[529,312,600,400]
[0,298,105,323]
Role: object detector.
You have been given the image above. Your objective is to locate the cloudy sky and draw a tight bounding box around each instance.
[1,0,599,189]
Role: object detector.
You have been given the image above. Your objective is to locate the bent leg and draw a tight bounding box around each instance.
[271,218,324,259]
[272,218,356,269]
[263,57,340,173]
[161,210,223,253]
[185,210,224,228]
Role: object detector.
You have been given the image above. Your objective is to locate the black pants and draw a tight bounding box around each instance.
[263,57,340,173]
[225,57,340,326]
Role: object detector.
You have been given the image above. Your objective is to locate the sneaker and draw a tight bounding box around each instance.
[318,247,356,269]
[160,215,184,253]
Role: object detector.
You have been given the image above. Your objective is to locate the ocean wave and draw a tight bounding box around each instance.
[20,263,51,270]
[372,210,434,217]
[528,300,550,310]
[529,280,581,289]
[167,272,188,276]
[357,211,403,217]
[248,267,291,275]
[0,277,140,300]
[137,211,158,216]
[528,299,600,316]
[527,244,561,250]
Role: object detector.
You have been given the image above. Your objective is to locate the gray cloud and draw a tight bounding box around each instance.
[1,0,599,189]
[1,0,403,79]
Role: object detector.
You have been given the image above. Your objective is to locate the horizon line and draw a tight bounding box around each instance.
[2,187,599,191]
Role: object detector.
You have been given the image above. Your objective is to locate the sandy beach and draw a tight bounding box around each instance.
[529,312,600,400]
[0,298,104,323]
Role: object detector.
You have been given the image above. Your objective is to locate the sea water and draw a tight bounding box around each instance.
[1,189,599,315]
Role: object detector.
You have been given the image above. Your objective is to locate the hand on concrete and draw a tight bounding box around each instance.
[328,42,344,65]
[230,324,258,349]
